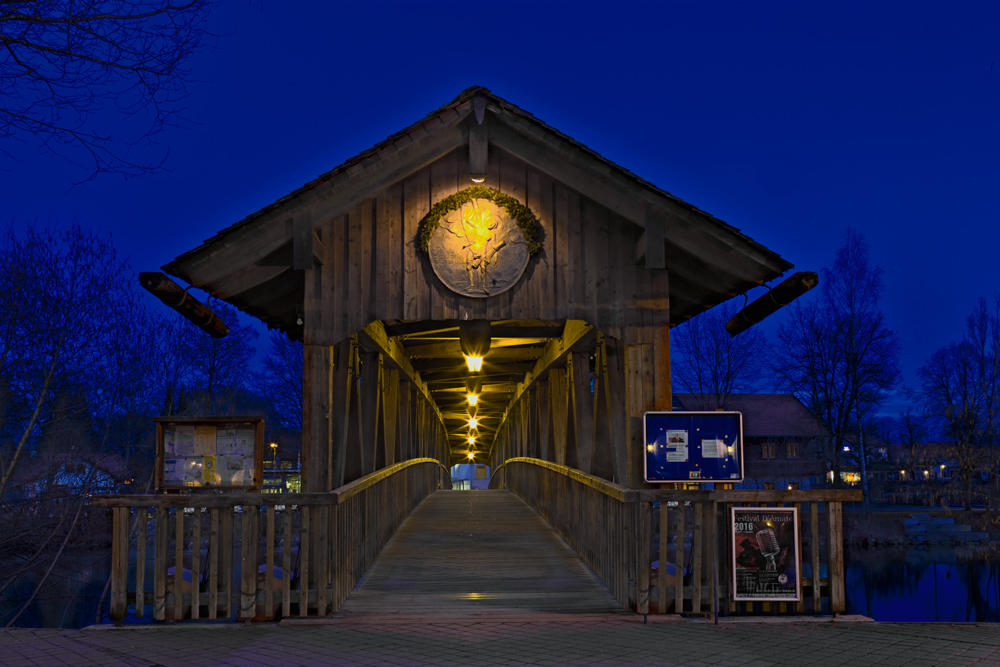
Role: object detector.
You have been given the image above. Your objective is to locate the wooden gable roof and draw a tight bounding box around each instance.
[163,86,793,337]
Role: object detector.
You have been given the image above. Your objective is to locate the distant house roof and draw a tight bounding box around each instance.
[673,393,827,438]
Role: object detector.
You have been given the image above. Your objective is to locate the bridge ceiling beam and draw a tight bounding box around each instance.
[489,320,597,459]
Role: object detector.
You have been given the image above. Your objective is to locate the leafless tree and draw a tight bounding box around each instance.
[0,222,150,626]
[671,299,772,409]
[180,299,258,415]
[918,296,1000,510]
[0,0,215,179]
[773,228,900,507]
[253,331,303,431]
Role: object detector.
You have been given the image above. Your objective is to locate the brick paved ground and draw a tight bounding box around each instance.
[2,618,999,667]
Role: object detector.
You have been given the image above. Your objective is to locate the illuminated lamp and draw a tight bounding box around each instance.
[471,176,485,184]
[468,452,476,460]
[469,418,478,429]
[468,436,475,445]
[467,394,478,406]
[460,320,491,373]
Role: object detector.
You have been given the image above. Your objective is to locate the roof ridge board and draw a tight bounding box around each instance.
[166,86,790,280]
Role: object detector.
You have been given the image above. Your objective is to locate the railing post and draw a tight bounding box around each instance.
[135,507,146,619]
[154,507,168,621]
[636,501,651,614]
[110,506,129,625]
[827,500,846,614]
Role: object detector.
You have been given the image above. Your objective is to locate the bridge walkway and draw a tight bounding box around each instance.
[335,490,622,618]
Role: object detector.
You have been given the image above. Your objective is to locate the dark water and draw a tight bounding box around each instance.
[845,545,1000,622]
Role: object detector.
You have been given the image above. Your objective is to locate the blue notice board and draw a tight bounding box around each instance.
[643,411,744,483]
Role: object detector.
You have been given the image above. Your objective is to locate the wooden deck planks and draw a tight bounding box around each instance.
[337,490,620,617]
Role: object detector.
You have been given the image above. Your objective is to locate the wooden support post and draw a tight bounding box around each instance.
[358,351,381,475]
[674,502,686,614]
[536,379,550,462]
[397,380,412,462]
[827,501,845,614]
[653,326,672,411]
[110,507,128,624]
[550,369,568,466]
[154,506,168,621]
[794,502,804,614]
[330,337,355,489]
[568,351,595,474]
[209,508,219,620]
[220,508,233,619]
[691,502,703,614]
[317,506,329,616]
[240,506,256,622]
[625,347,655,488]
[266,506,275,620]
[302,343,333,492]
[283,508,292,618]
[637,502,651,615]
[810,502,820,613]
[299,506,310,617]
[383,368,399,466]
[191,509,201,620]
[604,338,629,486]
[658,502,668,614]
[174,508,184,621]
[135,507,146,618]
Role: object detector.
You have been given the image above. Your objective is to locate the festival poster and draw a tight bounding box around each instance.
[731,507,800,601]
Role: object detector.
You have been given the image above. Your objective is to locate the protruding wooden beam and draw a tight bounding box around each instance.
[138,272,229,339]
[469,109,488,182]
[643,208,666,269]
[293,210,315,270]
[725,271,819,336]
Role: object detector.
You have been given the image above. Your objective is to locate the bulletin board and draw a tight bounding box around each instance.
[643,411,744,483]
[154,416,264,491]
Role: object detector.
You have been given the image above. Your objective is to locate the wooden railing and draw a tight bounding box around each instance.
[491,457,862,617]
[93,458,450,624]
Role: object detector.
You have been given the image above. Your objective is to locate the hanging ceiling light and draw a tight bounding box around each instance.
[467,393,478,406]
[459,320,491,373]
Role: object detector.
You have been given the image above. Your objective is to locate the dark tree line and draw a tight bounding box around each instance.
[0,222,302,627]
[672,228,999,514]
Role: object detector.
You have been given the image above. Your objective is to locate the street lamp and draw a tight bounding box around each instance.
[270,442,278,467]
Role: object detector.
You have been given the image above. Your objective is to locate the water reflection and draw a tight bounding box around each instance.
[846,545,1000,622]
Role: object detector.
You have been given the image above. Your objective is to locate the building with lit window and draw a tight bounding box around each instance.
[674,394,827,490]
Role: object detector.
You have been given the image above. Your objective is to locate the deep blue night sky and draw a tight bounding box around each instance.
[5,1,999,406]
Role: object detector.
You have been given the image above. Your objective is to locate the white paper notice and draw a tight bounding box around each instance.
[665,430,689,462]
[163,431,175,456]
[175,426,195,456]
[217,428,237,455]
[701,439,725,459]
[234,429,255,456]
[194,426,217,456]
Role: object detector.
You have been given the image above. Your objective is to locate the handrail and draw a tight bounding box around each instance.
[92,458,442,507]
[495,457,862,504]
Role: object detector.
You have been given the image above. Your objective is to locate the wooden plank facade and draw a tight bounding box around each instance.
[162,87,793,491]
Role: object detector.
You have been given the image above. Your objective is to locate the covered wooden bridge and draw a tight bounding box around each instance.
[98,87,859,624]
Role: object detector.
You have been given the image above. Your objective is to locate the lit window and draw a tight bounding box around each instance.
[786,443,798,459]
[762,443,776,459]
[763,482,776,490]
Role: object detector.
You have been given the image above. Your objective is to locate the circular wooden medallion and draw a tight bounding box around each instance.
[428,198,530,298]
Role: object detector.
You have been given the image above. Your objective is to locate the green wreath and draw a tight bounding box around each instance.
[418,186,541,255]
